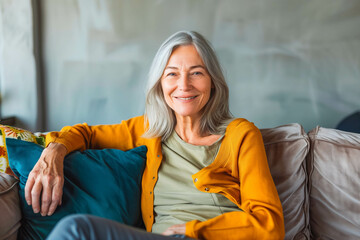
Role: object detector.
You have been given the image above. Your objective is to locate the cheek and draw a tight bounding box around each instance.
[160,81,167,95]
[161,82,172,104]
[161,81,175,96]
[204,83,213,97]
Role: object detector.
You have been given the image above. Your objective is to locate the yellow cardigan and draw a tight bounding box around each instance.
[46,116,285,239]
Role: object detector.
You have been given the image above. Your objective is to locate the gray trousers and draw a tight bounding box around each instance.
[47,214,195,240]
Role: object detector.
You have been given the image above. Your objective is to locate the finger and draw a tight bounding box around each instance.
[40,180,52,216]
[24,174,36,205]
[162,224,186,235]
[47,180,63,216]
[162,229,174,236]
[31,180,43,214]
[47,198,59,216]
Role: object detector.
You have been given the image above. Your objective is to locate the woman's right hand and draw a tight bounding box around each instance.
[24,142,67,216]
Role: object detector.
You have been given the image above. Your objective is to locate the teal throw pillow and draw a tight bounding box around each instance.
[6,138,147,240]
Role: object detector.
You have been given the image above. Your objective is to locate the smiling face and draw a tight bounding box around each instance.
[161,45,213,122]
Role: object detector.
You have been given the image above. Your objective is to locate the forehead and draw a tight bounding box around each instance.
[167,45,205,66]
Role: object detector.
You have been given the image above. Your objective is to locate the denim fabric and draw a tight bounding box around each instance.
[170,235,188,239]
[47,214,195,240]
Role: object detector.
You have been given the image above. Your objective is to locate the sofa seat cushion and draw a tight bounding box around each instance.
[308,127,360,239]
[0,172,21,240]
[6,138,147,240]
[261,123,310,240]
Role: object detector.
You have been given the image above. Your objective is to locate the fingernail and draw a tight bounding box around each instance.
[34,208,39,213]
[27,201,31,205]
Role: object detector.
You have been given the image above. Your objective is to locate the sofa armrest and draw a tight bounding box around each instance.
[0,172,21,240]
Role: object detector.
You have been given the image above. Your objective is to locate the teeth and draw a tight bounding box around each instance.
[177,96,196,100]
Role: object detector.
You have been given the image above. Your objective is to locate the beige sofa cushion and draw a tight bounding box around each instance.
[261,124,310,240]
[308,127,360,239]
[0,172,21,240]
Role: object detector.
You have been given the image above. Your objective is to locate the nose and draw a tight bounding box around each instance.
[178,73,191,91]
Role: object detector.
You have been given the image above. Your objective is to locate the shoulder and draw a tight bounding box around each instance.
[226,118,259,132]
[117,115,148,137]
[224,118,262,142]
[121,115,146,128]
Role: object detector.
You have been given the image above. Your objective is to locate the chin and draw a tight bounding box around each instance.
[175,111,200,119]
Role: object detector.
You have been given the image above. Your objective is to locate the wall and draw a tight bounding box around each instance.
[0,0,39,131]
[2,0,360,132]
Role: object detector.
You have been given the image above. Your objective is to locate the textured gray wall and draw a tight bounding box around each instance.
[2,0,360,132]
[0,0,39,130]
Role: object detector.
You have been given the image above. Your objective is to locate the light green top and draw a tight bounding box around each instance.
[152,131,242,234]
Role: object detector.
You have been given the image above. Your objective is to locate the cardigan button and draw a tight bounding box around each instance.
[205,187,209,191]
[194,178,198,183]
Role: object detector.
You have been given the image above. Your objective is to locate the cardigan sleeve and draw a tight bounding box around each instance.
[45,116,146,153]
[45,116,163,233]
[185,121,285,239]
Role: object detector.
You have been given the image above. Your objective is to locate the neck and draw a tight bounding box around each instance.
[175,115,202,140]
[174,115,221,146]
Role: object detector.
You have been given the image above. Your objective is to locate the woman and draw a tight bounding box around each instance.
[25,31,285,239]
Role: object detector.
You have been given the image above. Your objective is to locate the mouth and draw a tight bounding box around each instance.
[174,96,198,100]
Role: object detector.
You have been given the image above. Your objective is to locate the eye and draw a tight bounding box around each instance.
[192,71,203,76]
[167,72,176,77]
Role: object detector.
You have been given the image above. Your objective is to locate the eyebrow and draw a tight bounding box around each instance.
[164,65,206,70]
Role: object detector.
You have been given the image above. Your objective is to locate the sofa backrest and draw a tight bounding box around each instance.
[1,124,359,240]
[307,127,360,239]
[261,123,310,240]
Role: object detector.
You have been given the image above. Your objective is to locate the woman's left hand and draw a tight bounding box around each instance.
[162,223,186,236]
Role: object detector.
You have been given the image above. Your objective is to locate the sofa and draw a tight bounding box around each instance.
[1,123,359,240]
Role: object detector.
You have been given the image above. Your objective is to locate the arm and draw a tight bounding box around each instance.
[46,117,146,152]
[185,123,285,239]
[26,116,146,216]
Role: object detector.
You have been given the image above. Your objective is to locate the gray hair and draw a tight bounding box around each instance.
[143,31,233,140]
